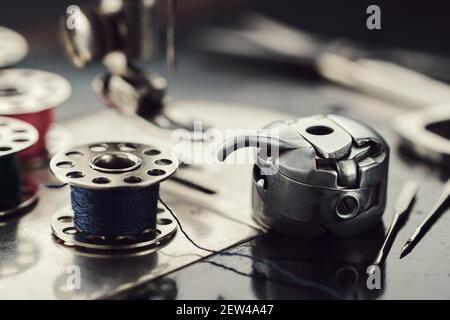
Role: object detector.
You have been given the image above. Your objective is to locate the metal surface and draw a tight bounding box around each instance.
[0,69,71,115]
[50,142,178,189]
[219,114,389,238]
[0,26,28,68]
[0,116,38,156]
[0,100,291,299]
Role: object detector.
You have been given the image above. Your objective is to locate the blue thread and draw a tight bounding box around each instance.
[158,197,345,299]
[71,185,159,238]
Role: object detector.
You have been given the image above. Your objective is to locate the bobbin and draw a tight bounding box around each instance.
[0,116,39,220]
[0,69,72,163]
[50,142,178,253]
[0,27,28,68]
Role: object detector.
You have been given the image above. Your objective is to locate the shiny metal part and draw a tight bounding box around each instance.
[0,26,28,68]
[50,142,178,190]
[0,69,71,115]
[61,0,161,67]
[400,179,450,259]
[368,181,418,273]
[219,114,389,238]
[51,204,177,254]
[394,102,450,165]
[94,63,209,134]
[0,116,38,157]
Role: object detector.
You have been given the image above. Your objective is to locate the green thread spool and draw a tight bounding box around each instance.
[0,155,21,210]
[0,116,38,216]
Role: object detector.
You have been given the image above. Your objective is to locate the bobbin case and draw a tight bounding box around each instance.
[220,114,389,238]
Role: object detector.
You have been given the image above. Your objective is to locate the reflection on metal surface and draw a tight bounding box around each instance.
[0,222,39,279]
[251,225,386,299]
[53,253,158,299]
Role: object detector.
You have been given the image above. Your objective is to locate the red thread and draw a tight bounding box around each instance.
[11,109,54,160]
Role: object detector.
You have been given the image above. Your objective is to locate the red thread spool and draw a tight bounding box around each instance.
[12,109,54,160]
[0,69,71,163]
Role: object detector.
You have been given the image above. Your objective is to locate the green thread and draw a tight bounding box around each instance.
[0,155,21,210]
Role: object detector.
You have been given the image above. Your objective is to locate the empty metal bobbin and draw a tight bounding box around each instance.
[50,142,179,254]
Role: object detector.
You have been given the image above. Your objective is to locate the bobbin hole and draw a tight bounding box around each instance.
[63,227,78,235]
[157,218,172,225]
[0,87,21,97]
[57,216,73,223]
[155,159,173,166]
[66,171,85,179]
[56,161,75,169]
[13,138,29,143]
[142,228,161,236]
[144,149,161,156]
[89,144,109,152]
[65,151,84,158]
[157,208,165,214]
[92,177,111,184]
[123,176,143,184]
[0,146,12,152]
[118,143,138,152]
[115,235,136,243]
[86,235,106,243]
[147,169,166,176]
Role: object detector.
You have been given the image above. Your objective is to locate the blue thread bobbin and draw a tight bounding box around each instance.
[50,142,178,254]
[0,116,39,221]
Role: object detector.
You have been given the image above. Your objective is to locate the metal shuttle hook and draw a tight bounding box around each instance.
[217,134,303,162]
